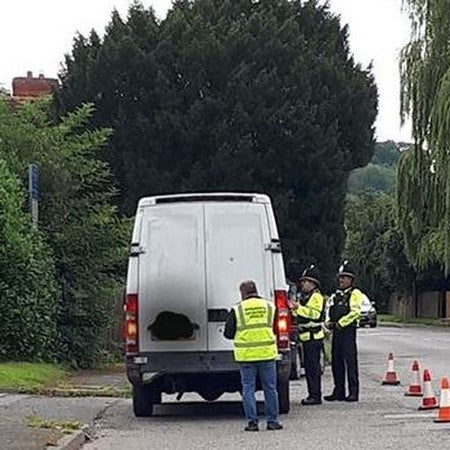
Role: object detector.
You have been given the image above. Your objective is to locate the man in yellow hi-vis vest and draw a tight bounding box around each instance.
[324,261,363,403]
[291,264,325,405]
[224,280,283,432]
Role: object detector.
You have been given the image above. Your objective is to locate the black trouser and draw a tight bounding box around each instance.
[303,338,323,400]
[331,325,359,398]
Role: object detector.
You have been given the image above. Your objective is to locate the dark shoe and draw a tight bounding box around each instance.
[301,397,322,405]
[267,422,283,431]
[324,393,345,402]
[244,421,259,432]
[345,395,359,402]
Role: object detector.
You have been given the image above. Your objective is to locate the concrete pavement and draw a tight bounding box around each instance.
[0,394,121,449]
[84,327,450,450]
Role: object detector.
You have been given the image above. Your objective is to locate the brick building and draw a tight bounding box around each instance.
[11,71,58,103]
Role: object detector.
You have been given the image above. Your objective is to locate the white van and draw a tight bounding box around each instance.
[124,193,291,416]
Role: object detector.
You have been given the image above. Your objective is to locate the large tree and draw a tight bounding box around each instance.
[56,0,377,288]
[344,192,413,310]
[398,0,450,274]
[347,142,400,194]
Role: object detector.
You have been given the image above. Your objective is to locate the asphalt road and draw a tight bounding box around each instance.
[85,327,450,450]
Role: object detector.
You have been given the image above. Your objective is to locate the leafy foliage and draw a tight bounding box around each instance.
[348,141,400,194]
[55,0,378,289]
[0,98,127,367]
[371,141,401,167]
[348,163,395,194]
[398,0,450,274]
[0,156,58,361]
[344,192,413,310]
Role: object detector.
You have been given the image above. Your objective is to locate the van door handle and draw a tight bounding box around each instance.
[264,240,281,253]
[208,309,229,322]
[130,243,145,257]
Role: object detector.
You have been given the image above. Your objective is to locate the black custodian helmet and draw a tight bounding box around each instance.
[299,264,321,288]
[337,260,356,279]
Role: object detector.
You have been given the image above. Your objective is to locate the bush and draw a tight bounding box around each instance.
[0,98,128,368]
[0,159,58,361]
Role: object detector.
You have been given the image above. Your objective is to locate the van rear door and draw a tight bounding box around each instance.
[204,202,273,351]
[138,203,207,353]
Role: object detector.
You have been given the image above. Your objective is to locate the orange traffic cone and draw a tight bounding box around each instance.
[419,369,438,410]
[434,377,450,423]
[405,360,423,396]
[382,353,400,385]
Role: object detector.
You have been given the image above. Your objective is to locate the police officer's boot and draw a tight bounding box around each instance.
[267,422,283,431]
[324,391,345,402]
[301,397,322,405]
[345,391,359,402]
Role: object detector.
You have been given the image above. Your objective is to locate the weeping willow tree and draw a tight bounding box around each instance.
[397,0,450,274]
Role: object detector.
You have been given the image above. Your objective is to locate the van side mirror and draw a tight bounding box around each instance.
[371,301,376,307]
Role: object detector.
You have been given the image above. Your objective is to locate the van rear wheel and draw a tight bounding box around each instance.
[133,384,155,417]
[289,345,300,380]
[277,380,290,414]
[200,390,224,402]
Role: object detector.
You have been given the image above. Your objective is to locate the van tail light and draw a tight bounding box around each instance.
[124,294,138,355]
[274,290,291,351]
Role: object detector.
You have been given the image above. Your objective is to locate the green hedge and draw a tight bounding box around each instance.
[0,159,58,361]
[0,99,127,367]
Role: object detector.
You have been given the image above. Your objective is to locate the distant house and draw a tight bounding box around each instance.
[10,71,58,105]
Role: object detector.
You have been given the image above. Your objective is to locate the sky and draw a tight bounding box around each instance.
[0,0,411,142]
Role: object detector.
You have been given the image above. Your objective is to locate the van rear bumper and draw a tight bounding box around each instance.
[126,351,291,385]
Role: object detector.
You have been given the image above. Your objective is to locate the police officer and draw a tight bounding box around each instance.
[224,280,283,432]
[324,261,363,402]
[291,264,325,405]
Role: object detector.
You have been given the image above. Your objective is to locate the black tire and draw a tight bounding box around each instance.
[200,390,224,402]
[289,347,300,380]
[277,380,290,414]
[370,320,377,328]
[133,384,155,417]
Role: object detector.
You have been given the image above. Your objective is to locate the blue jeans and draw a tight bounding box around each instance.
[239,360,279,424]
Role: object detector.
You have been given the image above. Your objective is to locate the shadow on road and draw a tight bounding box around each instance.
[146,400,265,420]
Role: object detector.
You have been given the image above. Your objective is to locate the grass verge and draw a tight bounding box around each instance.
[0,362,131,397]
[0,363,68,391]
[26,415,82,435]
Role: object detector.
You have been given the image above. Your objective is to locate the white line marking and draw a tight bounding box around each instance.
[384,413,434,419]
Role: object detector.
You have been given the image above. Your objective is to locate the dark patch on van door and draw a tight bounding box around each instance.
[148,311,200,340]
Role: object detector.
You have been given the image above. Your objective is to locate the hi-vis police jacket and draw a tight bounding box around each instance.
[328,287,363,328]
[295,290,325,342]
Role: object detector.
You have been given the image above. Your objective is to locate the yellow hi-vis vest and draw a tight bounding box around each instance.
[233,297,278,362]
[296,291,325,342]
